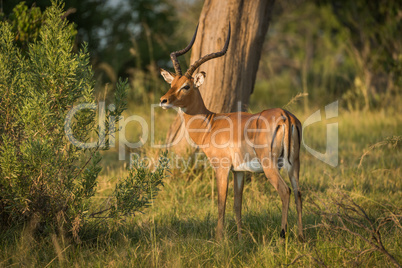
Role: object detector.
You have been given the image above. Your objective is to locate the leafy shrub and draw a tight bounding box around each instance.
[90,152,168,219]
[8,1,44,51]
[0,1,167,238]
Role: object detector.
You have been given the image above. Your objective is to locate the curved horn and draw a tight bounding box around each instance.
[170,24,199,75]
[184,23,231,78]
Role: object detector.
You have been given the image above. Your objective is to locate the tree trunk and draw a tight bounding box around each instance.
[166,0,275,152]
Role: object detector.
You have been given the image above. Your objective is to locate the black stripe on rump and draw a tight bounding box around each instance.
[296,125,301,150]
[280,126,284,158]
[271,125,281,154]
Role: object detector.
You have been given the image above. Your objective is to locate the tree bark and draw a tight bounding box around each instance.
[166,0,275,152]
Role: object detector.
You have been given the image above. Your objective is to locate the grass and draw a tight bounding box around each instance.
[1,104,401,267]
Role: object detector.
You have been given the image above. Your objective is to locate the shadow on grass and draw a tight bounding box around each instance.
[78,207,323,250]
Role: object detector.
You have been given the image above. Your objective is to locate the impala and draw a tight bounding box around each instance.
[159,24,304,241]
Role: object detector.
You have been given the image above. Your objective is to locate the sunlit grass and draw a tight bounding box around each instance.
[1,105,401,267]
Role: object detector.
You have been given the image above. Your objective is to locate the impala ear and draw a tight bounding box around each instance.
[194,71,206,87]
[160,68,175,84]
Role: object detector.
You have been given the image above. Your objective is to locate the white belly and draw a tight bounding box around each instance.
[233,158,264,173]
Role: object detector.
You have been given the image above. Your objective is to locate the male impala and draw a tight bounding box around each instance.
[160,24,303,241]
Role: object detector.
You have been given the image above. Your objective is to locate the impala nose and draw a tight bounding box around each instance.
[160,98,168,105]
[160,98,169,108]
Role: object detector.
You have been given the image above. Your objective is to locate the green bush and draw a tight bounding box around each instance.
[110,152,168,218]
[0,1,167,239]
[8,1,44,51]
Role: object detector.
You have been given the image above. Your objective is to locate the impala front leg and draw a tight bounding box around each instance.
[215,167,230,240]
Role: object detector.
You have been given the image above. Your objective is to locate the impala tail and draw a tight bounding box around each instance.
[267,109,302,171]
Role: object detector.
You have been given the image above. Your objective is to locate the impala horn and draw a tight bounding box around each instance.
[184,23,231,78]
[170,24,199,75]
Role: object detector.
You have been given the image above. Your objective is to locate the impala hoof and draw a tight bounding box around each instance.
[280,229,286,239]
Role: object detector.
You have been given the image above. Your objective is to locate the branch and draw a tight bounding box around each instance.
[283,92,308,111]
[60,8,77,20]
[307,190,401,267]
[358,136,402,169]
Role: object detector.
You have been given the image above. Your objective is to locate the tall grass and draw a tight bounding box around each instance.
[1,105,400,267]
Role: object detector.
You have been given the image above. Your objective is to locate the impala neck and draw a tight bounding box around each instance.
[183,89,212,116]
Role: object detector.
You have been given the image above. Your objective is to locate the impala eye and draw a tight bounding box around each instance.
[182,85,190,90]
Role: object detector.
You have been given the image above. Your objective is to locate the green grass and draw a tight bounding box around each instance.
[1,107,401,267]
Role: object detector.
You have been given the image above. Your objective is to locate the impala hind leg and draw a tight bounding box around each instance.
[233,171,245,240]
[289,159,304,241]
[215,167,230,240]
[263,168,290,238]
